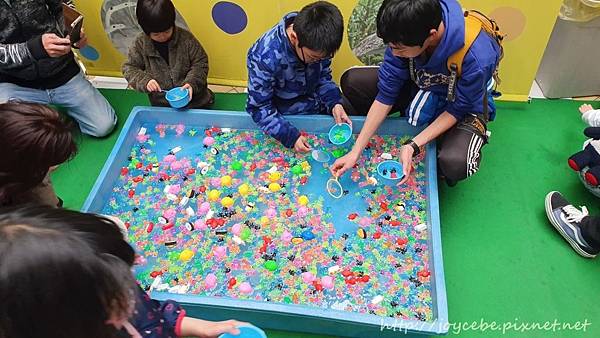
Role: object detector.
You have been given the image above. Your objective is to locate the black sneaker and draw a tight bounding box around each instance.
[545,191,598,258]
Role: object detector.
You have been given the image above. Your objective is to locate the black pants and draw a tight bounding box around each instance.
[340,66,415,116]
[582,217,600,251]
[340,67,488,184]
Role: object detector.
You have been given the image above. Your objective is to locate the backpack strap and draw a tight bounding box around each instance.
[447,14,482,79]
[446,13,482,102]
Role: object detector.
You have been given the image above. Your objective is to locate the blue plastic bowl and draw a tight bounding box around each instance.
[165,87,190,109]
[328,123,352,145]
[376,160,403,185]
[219,325,267,338]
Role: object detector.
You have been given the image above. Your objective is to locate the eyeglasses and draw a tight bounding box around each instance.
[299,47,333,64]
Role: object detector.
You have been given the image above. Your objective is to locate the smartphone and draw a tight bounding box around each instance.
[69,16,84,49]
[62,3,81,24]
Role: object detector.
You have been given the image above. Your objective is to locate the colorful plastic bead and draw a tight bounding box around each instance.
[221,196,234,208]
[264,260,278,271]
[208,190,221,201]
[238,183,250,196]
[298,195,309,206]
[221,175,232,186]
[231,161,243,171]
[268,172,281,182]
[240,228,251,241]
[268,182,281,192]
[179,249,194,262]
[291,164,303,176]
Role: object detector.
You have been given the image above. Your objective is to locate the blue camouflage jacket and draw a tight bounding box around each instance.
[246,12,342,148]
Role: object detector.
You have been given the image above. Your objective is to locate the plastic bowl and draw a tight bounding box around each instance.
[165,87,191,109]
[219,325,267,338]
[376,160,403,185]
[328,123,352,145]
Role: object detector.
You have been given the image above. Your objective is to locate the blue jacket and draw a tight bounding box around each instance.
[246,13,342,148]
[376,0,501,121]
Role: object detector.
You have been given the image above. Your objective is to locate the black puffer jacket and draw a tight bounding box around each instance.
[0,0,80,89]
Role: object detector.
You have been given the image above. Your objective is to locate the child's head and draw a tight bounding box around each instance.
[136,0,176,42]
[289,1,344,64]
[0,205,137,338]
[376,0,443,58]
[0,102,77,206]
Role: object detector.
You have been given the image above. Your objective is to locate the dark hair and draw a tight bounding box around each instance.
[294,1,344,56]
[376,0,443,46]
[0,103,77,206]
[136,0,176,35]
[0,206,137,338]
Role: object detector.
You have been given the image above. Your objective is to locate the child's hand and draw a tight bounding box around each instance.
[332,104,352,126]
[146,79,161,92]
[580,104,594,114]
[182,83,194,100]
[294,135,311,153]
[181,317,250,338]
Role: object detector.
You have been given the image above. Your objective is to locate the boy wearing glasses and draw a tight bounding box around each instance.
[246,1,351,153]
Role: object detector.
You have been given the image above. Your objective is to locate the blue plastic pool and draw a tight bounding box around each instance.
[82,107,448,337]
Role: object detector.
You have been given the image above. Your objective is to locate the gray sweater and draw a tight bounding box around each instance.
[123,26,214,108]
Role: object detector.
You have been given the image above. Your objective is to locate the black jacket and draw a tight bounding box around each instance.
[0,0,80,89]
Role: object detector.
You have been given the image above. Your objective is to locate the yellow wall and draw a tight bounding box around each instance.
[460,1,562,100]
[74,0,562,101]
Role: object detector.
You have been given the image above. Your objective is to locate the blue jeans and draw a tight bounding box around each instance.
[0,71,117,137]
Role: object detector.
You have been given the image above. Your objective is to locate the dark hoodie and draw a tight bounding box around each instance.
[0,0,80,89]
[376,0,501,121]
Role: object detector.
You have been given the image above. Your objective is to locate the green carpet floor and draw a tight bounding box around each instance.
[52,89,600,337]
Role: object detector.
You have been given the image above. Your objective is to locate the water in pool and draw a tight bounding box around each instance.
[102,122,433,322]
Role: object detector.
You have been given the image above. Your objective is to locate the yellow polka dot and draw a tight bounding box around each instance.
[489,7,527,42]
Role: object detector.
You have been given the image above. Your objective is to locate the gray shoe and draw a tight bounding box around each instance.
[545,191,598,258]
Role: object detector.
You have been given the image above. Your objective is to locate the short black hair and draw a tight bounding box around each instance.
[136,0,176,35]
[0,206,137,338]
[294,1,344,56]
[376,0,443,47]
